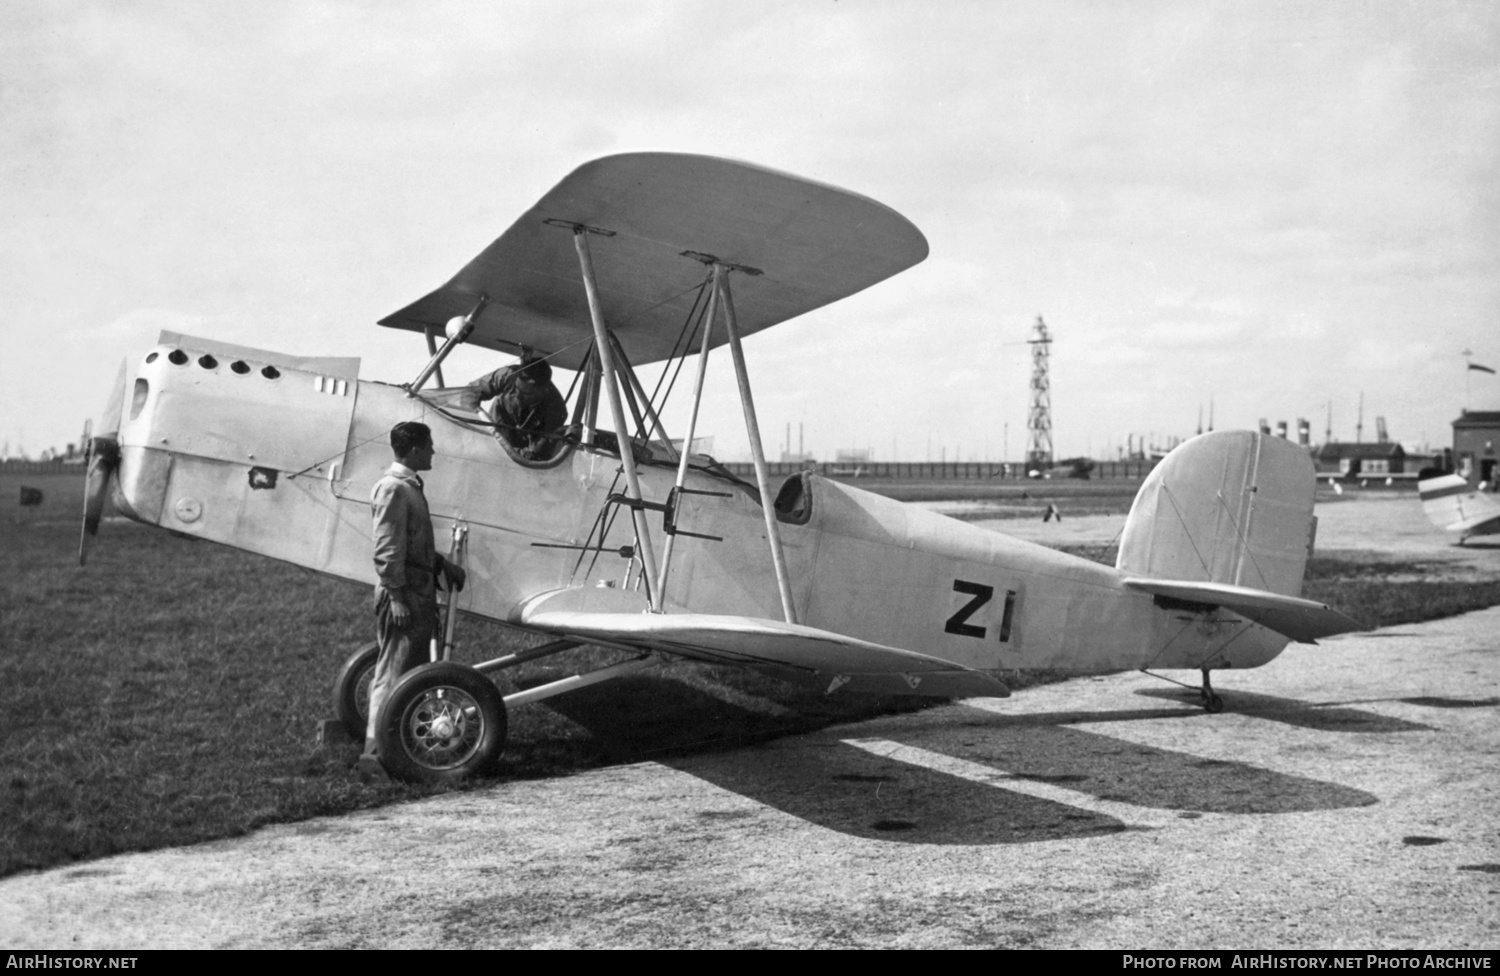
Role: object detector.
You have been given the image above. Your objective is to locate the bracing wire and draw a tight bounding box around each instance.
[559,340,592,404]
[651,290,710,428]
[570,467,626,582]
[645,279,711,417]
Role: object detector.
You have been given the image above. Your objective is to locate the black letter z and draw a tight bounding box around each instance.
[945,580,994,638]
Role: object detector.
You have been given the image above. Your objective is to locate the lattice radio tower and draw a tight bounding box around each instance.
[1025,316,1053,471]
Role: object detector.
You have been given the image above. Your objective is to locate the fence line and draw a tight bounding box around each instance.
[1,460,83,476]
[720,460,1159,480]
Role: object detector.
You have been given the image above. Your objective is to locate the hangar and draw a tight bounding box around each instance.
[1314,441,1409,479]
[1452,409,1500,485]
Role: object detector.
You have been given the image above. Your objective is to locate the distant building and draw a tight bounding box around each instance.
[1453,410,1500,485]
[669,436,714,456]
[1314,441,1409,478]
[1402,445,1442,474]
[830,448,872,477]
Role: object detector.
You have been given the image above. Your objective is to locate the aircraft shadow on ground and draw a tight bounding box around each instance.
[534,676,1127,845]
[938,707,1380,815]
[1312,695,1499,710]
[664,737,1131,847]
[534,676,1375,846]
[512,673,828,769]
[1131,688,1435,732]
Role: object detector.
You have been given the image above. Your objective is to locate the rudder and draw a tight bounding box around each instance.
[1117,430,1317,598]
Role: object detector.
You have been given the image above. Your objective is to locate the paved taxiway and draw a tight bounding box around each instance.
[2,494,1496,948]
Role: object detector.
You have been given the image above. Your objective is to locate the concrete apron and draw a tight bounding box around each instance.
[2,606,1497,948]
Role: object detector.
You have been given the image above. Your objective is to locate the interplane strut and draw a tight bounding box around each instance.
[570,226,663,609]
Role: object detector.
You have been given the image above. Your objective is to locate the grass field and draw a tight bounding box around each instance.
[3,471,1498,879]
[1,474,949,877]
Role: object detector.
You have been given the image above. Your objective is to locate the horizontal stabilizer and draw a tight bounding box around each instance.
[1123,578,1362,644]
[519,601,1008,699]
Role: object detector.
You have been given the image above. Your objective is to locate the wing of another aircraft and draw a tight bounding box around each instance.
[518,600,1010,699]
[378,153,929,369]
[1418,474,1500,536]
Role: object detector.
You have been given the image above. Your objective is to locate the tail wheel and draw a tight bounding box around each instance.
[331,642,379,740]
[374,662,506,784]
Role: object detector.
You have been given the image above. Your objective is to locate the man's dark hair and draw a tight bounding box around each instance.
[519,355,551,384]
[390,421,432,456]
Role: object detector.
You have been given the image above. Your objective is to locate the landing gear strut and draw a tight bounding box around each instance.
[332,632,658,783]
[1199,669,1224,713]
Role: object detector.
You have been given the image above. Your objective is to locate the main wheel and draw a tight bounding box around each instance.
[332,642,379,740]
[374,662,507,784]
[77,435,119,566]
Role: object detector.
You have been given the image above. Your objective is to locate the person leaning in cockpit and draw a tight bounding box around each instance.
[460,354,568,459]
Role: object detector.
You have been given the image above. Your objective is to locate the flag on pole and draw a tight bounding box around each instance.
[1469,363,1496,374]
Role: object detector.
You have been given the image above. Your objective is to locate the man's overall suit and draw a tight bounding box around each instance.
[367,462,450,744]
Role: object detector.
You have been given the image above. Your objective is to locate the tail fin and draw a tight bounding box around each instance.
[1118,430,1316,597]
[1418,473,1500,537]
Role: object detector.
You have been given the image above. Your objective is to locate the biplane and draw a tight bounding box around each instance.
[79,153,1360,782]
[1417,472,1500,544]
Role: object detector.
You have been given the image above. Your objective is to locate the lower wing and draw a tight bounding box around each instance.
[517,595,1009,698]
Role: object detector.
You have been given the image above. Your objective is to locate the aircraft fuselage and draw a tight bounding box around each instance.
[108,334,1290,687]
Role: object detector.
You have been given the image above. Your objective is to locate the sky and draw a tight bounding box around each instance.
[2,0,1497,463]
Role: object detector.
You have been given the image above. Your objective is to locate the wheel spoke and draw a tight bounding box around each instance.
[375,662,506,783]
[401,687,485,770]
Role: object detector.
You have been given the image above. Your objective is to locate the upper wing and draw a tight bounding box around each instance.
[1123,578,1362,644]
[378,153,929,370]
[518,594,1008,699]
[1419,474,1500,533]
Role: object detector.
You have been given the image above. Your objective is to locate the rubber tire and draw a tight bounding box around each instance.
[332,642,380,741]
[374,662,507,784]
[77,437,119,565]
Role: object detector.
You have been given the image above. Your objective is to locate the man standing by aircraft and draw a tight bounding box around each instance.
[360,421,465,779]
[459,354,568,459]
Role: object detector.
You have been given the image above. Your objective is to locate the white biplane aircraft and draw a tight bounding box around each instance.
[79,153,1360,783]
[1417,473,1500,544]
